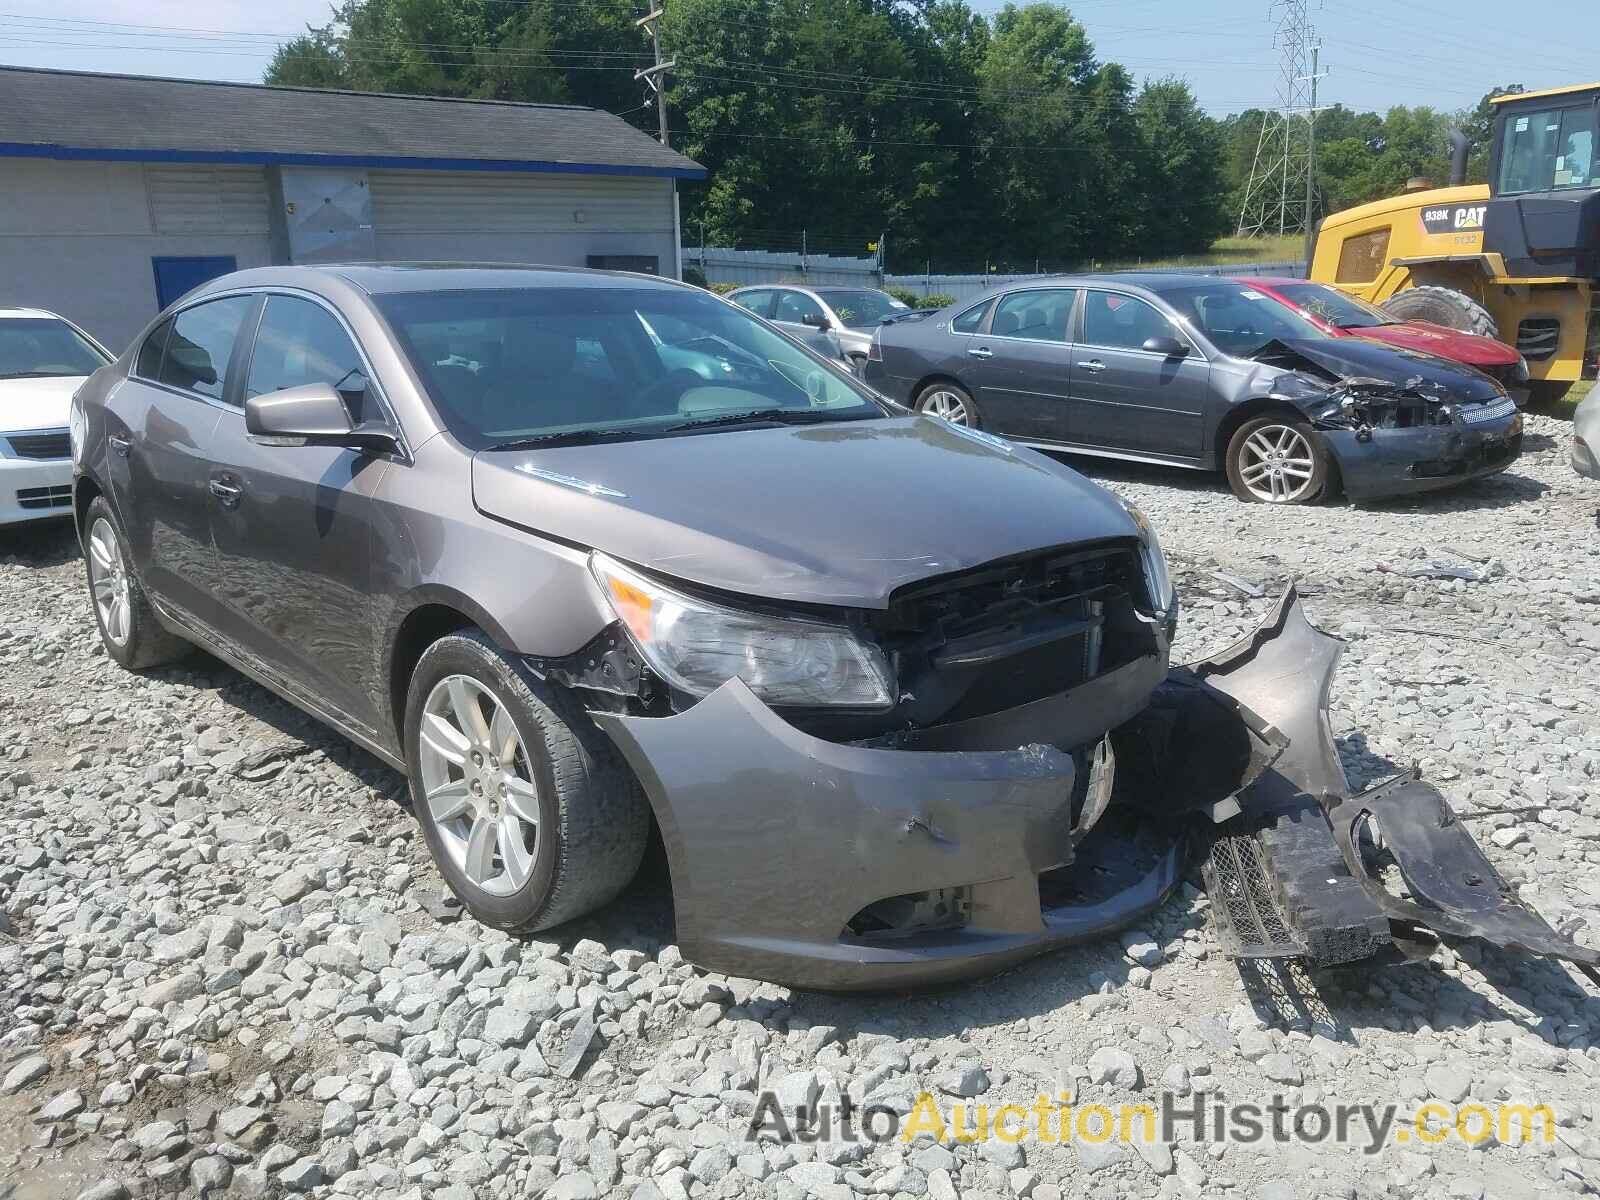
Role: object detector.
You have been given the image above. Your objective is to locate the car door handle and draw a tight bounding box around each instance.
[1080,359,1107,373]
[108,434,131,457]
[208,479,242,508]
[968,346,993,359]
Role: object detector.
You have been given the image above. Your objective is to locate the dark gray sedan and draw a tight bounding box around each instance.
[863,273,1524,504]
[65,264,1593,993]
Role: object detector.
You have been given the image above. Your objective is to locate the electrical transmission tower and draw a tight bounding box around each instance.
[1236,0,1325,238]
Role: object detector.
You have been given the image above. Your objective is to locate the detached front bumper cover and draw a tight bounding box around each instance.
[596,588,1598,991]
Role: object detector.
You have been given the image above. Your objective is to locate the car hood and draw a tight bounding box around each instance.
[1255,338,1505,403]
[471,415,1141,609]
[1348,322,1521,366]
[0,375,86,433]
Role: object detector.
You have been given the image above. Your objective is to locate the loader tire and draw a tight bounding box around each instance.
[1381,286,1499,339]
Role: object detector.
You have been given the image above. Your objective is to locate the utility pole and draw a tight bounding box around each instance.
[1236,0,1325,241]
[634,6,672,147]
[634,5,678,276]
[1303,41,1321,266]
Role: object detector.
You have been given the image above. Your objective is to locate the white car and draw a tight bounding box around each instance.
[0,308,112,526]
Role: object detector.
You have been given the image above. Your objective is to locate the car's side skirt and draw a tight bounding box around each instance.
[150,595,407,773]
[1011,439,1212,471]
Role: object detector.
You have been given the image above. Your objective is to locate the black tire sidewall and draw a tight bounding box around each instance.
[404,635,562,928]
[82,496,153,670]
[916,382,978,426]
[1225,415,1328,505]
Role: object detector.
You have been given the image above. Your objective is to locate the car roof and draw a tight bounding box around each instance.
[192,262,697,298]
[0,307,66,320]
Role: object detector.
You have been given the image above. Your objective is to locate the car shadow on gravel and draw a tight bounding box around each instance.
[0,517,78,568]
[1041,451,1229,498]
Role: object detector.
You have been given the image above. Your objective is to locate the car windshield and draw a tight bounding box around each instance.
[1161,283,1330,358]
[1272,283,1398,330]
[0,317,108,381]
[377,286,884,449]
[814,289,907,329]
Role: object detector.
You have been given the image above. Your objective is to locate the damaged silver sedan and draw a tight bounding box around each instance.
[73,265,1593,992]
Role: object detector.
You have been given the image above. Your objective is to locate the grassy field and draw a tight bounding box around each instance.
[1103,233,1306,271]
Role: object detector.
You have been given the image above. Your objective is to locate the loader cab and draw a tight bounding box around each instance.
[1485,85,1600,278]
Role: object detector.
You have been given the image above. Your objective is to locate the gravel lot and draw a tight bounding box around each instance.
[2,410,1598,1200]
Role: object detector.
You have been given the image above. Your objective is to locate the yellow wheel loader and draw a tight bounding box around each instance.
[1310,83,1600,405]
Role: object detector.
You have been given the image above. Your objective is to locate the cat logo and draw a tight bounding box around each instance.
[1421,204,1487,235]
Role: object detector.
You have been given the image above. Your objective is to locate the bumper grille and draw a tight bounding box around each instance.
[16,485,71,510]
[6,431,71,460]
[1457,396,1517,424]
[1204,830,1305,959]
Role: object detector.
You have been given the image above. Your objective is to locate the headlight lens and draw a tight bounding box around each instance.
[589,553,895,707]
[1117,499,1176,615]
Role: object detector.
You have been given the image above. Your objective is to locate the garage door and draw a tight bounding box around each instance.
[368,170,671,235]
[144,166,270,234]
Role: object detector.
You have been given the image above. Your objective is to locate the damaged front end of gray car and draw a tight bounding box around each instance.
[551,550,1598,991]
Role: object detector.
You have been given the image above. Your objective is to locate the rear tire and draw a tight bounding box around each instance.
[404,630,649,933]
[81,496,189,670]
[915,382,979,427]
[1224,416,1329,505]
[1380,286,1499,339]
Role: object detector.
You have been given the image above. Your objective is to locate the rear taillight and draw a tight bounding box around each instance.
[868,330,883,362]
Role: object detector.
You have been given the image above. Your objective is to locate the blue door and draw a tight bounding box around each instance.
[151,256,238,309]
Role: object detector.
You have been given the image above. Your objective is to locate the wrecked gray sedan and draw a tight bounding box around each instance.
[73,265,1596,991]
[863,275,1524,505]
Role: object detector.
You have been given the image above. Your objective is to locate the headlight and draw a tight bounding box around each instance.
[1514,354,1530,384]
[589,553,895,708]
[1117,498,1176,615]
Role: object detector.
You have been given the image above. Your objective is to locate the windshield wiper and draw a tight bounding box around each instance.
[0,371,70,380]
[487,428,656,451]
[661,408,875,433]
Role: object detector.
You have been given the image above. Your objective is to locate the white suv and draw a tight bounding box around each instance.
[0,308,111,526]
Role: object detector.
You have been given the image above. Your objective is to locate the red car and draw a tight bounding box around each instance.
[1238,277,1529,405]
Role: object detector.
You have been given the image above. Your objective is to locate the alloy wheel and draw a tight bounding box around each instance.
[922,390,970,425]
[417,674,540,897]
[1236,424,1316,503]
[87,517,131,645]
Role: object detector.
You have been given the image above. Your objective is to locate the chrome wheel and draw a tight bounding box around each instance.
[87,517,131,646]
[921,390,970,425]
[1237,424,1316,503]
[417,674,540,897]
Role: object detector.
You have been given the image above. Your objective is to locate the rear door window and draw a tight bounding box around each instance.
[158,296,254,400]
[732,289,774,318]
[950,300,991,333]
[990,289,1076,342]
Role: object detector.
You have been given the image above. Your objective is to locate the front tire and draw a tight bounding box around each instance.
[81,496,189,670]
[404,630,649,932]
[915,382,978,426]
[1225,416,1329,505]
[1527,380,1573,408]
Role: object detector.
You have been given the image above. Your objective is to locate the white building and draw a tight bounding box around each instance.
[0,66,704,351]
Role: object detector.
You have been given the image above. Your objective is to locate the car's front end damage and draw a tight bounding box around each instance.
[1249,339,1524,501]
[559,563,1596,992]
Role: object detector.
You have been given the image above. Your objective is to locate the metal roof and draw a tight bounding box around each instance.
[0,66,705,180]
[1489,82,1600,105]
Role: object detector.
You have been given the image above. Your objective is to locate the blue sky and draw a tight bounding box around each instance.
[2,0,1597,119]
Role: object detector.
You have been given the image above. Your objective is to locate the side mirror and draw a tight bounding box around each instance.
[245,382,397,453]
[1143,335,1189,358]
[800,312,830,330]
